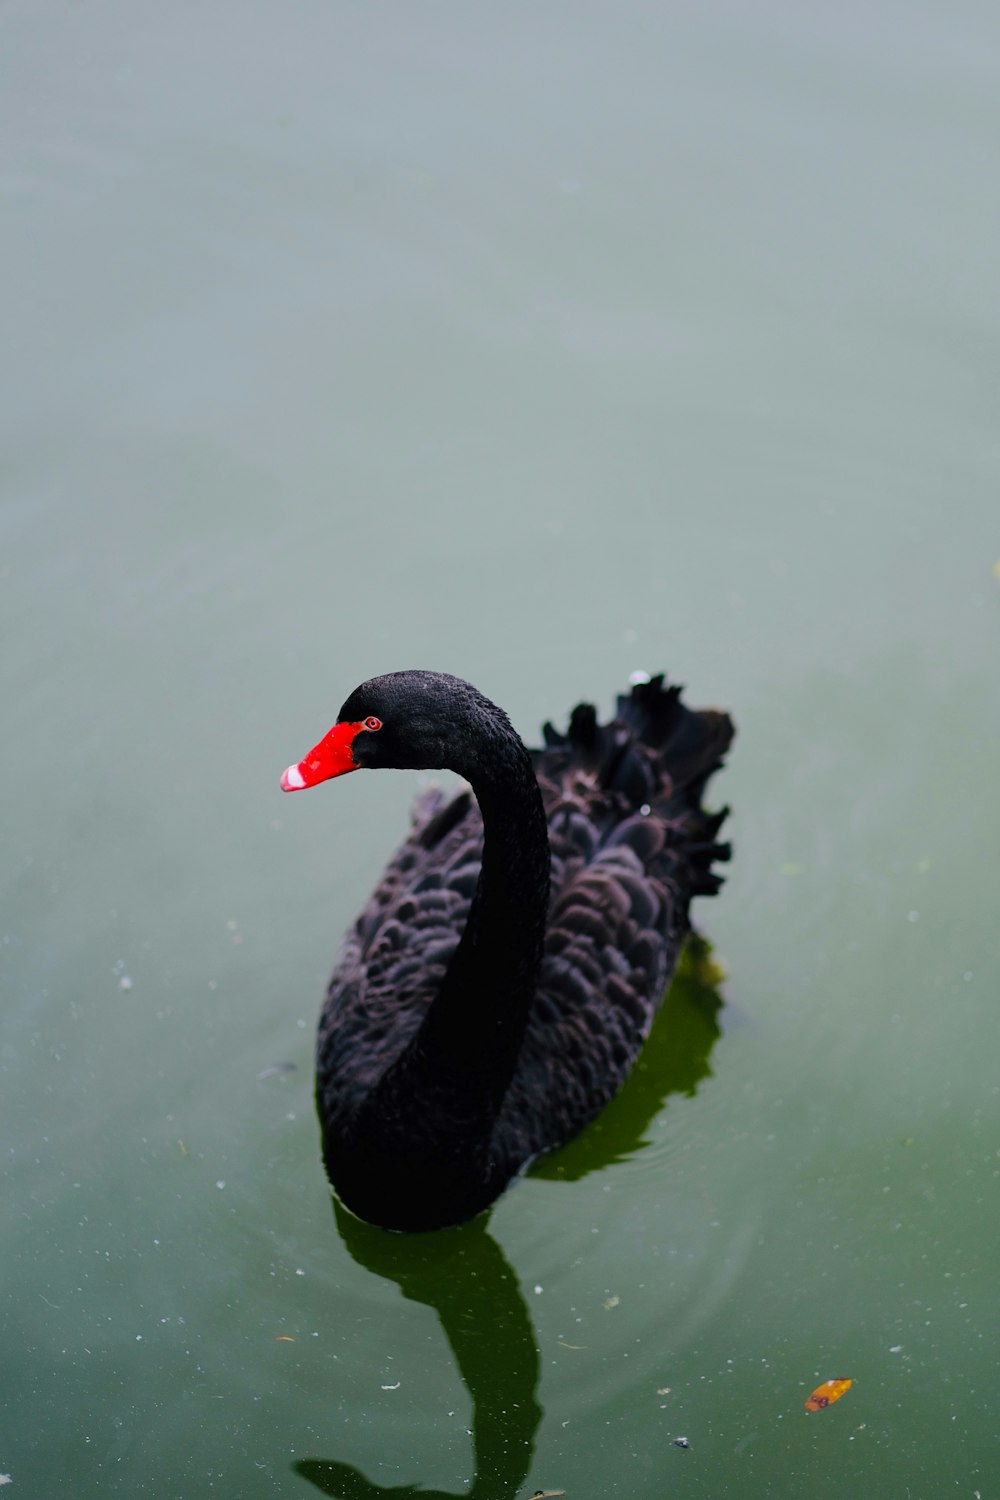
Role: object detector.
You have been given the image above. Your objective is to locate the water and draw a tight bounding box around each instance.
[2,1,998,1494]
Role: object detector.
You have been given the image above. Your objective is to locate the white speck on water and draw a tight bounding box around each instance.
[534,1284,543,1295]
[380,1382,400,1391]
[136,1334,143,1341]
[118,975,133,991]
[628,668,651,684]
[907,910,919,922]
[889,1344,903,1353]
[296,1269,305,1276]
[216,1181,226,1190]
[963,972,973,982]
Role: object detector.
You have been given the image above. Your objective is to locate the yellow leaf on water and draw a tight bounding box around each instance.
[805,1377,852,1412]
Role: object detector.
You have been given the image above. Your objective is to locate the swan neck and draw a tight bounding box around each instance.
[418,739,550,1089]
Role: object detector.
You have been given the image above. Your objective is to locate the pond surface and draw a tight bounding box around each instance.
[2,1,998,1495]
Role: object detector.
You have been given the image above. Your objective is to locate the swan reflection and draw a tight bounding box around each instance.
[296,1209,540,1500]
[295,936,724,1499]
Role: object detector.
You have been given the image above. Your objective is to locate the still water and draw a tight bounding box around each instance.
[3,1,998,1495]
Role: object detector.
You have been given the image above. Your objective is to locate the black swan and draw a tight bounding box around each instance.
[281,670,733,1232]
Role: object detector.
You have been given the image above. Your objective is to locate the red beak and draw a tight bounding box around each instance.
[280,721,363,792]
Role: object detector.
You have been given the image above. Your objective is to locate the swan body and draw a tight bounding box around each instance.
[281,670,733,1231]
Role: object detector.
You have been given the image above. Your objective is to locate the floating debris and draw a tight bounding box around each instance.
[257,1062,298,1080]
[673,1436,690,1449]
[603,1295,620,1310]
[805,1378,853,1413]
[276,1336,295,1342]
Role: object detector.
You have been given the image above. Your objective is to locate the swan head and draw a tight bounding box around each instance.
[280,670,515,791]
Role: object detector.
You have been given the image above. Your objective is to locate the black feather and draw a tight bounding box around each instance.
[300,670,734,1230]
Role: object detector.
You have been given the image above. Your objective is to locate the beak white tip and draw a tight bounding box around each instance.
[280,763,306,792]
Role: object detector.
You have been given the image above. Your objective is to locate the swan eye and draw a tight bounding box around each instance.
[363,716,382,733]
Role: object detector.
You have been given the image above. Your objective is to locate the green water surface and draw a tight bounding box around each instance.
[2,2,998,1496]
